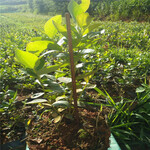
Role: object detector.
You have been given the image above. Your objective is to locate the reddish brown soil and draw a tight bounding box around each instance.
[27,108,111,150]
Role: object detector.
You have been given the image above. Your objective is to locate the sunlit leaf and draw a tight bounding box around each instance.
[44,15,62,38]
[85,84,96,89]
[53,116,62,123]
[56,95,68,101]
[136,86,145,93]
[26,99,47,104]
[76,13,92,28]
[80,0,90,12]
[27,119,31,126]
[26,41,61,56]
[26,41,50,56]
[83,22,101,35]
[53,21,67,37]
[57,77,72,84]
[15,49,38,69]
[82,49,95,54]
[52,100,70,108]
[31,92,44,99]
[68,0,83,22]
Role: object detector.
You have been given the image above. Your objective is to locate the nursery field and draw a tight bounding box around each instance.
[0,11,150,150]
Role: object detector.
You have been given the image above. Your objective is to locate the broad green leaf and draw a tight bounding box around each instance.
[26,41,60,56]
[80,0,90,12]
[68,0,84,22]
[44,15,62,38]
[34,57,45,71]
[76,13,92,28]
[26,99,47,104]
[26,68,38,77]
[83,22,101,35]
[47,42,62,51]
[37,64,61,75]
[52,100,70,108]
[26,41,49,56]
[53,21,67,37]
[15,49,38,69]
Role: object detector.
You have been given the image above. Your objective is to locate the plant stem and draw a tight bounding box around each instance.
[65,13,79,123]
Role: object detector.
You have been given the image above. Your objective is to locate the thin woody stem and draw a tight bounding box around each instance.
[65,13,79,122]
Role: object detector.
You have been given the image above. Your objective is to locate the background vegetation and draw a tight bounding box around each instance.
[0,0,150,21]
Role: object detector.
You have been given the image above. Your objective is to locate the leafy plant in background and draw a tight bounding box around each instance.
[94,84,150,150]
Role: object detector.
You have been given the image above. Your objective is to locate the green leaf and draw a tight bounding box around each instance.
[76,12,92,28]
[94,87,107,98]
[53,116,62,123]
[26,68,38,77]
[47,42,62,51]
[26,41,49,56]
[80,0,90,12]
[15,49,38,69]
[26,99,47,104]
[85,84,96,89]
[26,41,60,56]
[53,21,67,37]
[37,64,61,75]
[111,122,139,129]
[56,95,68,101]
[68,0,84,22]
[76,69,97,80]
[57,77,72,84]
[0,108,4,112]
[52,100,70,108]
[34,57,45,71]
[82,49,95,54]
[40,50,58,58]
[30,37,43,42]
[44,15,62,38]
[44,81,64,93]
[136,86,145,93]
[83,22,101,35]
[31,92,44,99]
